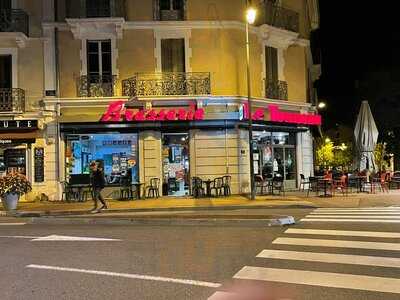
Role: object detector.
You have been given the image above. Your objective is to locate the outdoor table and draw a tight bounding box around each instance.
[318,179,333,197]
[131,183,143,199]
[349,176,366,192]
[203,179,213,197]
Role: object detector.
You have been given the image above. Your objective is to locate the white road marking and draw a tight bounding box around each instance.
[285,228,400,238]
[257,249,400,268]
[207,291,237,299]
[273,237,400,251]
[310,212,400,215]
[315,208,400,212]
[26,264,221,288]
[31,235,121,241]
[0,223,26,226]
[0,235,38,239]
[306,215,400,219]
[233,266,400,294]
[300,218,400,223]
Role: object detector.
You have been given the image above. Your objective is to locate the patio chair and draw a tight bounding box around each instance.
[210,177,223,197]
[255,175,268,195]
[307,177,318,197]
[333,175,349,196]
[222,175,232,196]
[146,178,160,198]
[299,174,310,191]
[191,177,205,198]
[271,176,285,196]
[119,178,132,200]
[61,181,78,202]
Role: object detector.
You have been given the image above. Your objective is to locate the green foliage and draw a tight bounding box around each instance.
[0,173,32,196]
[316,138,353,169]
[374,142,389,171]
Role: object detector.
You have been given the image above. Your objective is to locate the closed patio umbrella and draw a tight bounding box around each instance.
[354,101,379,172]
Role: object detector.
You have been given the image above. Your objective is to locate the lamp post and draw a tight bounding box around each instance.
[246,1,256,200]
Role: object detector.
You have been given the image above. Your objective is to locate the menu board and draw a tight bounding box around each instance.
[34,147,44,182]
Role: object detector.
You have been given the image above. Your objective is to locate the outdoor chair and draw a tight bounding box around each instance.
[61,181,78,202]
[222,175,232,196]
[333,175,349,196]
[255,175,266,195]
[146,178,160,198]
[390,171,400,189]
[191,177,205,198]
[271,176,285,196]
[307,177,319,197]
[299,174,310,191]
[119,178,132,200]
[210,177,223,197]
[80,186,93,202]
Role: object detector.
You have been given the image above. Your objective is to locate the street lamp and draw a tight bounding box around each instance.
[318,102,326,109]
[246,1,257,200]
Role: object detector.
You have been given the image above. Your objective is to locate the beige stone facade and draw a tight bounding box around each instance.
[0,0,320,201]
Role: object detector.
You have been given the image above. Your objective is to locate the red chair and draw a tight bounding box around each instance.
[333,175,348,196]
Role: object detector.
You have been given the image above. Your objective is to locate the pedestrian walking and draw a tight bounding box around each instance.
[89,161,107,212]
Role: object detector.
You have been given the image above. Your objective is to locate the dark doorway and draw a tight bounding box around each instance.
[0,55,12,89]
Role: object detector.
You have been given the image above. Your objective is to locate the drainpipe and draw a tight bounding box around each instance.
[54,0,62,196]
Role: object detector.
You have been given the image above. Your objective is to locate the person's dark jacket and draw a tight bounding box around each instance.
[91,169,105,188]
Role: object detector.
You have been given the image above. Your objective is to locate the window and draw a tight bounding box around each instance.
[0,55,12,89]
[87,40,112,81]
[65,133,139,186]
[157,0,185,20]
[161,38,185,72]
[266,46,278,82]
[86,0,110,17]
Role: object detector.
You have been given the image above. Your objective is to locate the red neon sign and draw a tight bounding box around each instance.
[101,101,205,122]
[268,105,321,125]
[242,103,321,125]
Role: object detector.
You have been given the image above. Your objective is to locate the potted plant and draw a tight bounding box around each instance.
[0,173,32,211]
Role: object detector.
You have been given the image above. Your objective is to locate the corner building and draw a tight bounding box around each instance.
[1,0,321,200]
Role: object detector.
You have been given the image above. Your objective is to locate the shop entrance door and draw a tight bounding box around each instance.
[162,133,189,196]
[272,146,296,189]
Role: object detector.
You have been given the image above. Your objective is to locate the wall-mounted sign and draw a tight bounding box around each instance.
[101,101,205,122]
[241,103,321,126]
[34,147,45,182]
[0,120,38,131]
[0,139,36,145]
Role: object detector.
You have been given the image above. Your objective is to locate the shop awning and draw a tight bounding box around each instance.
[0,131,39,145]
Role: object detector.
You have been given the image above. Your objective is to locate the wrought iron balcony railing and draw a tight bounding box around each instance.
[66,0,125,18]
[262,3,299,33]
[265,79,288,100]
[122,72,211,97]
[0,88,25,113]
[0,9,29,36]
[77,75,117,97]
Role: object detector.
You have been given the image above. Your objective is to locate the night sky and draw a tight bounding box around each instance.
[317,2,400,133]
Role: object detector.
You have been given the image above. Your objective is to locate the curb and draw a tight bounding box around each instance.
[28,215,296,227]
[8,204,316,218]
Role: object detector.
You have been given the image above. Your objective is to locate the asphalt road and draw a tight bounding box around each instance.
[1,207,400,300]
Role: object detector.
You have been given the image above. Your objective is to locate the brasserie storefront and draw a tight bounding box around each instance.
[55,98,319,198]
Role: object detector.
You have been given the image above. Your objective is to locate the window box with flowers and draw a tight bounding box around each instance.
[0,173,32,211]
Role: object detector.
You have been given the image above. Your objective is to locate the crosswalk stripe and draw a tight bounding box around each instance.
[0,223,25,226]
[207,291,237,299]
[306,215,400,219]
[301,219,400,223]
[233,266,400,294]
[257,249,400,268]
[310,212,400,215]
[273,237,400,251]
[285,228,400,238]
[315,208,400,212]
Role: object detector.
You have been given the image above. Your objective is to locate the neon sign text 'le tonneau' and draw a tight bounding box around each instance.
[243,103,321,126]
[101,101,205,122]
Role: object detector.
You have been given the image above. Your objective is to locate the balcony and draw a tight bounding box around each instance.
[0,88,25,114]
[261,3,299,33]
[122,72,211,97]
[77,75,117,97]
[0,9,29,36]
[265,79,288,100]
[160,9,184,21]
[66,0,125,18]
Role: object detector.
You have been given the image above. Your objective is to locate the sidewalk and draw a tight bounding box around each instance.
[1,191,400,217]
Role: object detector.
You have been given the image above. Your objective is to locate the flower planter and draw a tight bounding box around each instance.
[1,193,20,211]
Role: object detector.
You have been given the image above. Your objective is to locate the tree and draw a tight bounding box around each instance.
[316,139,334,169]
